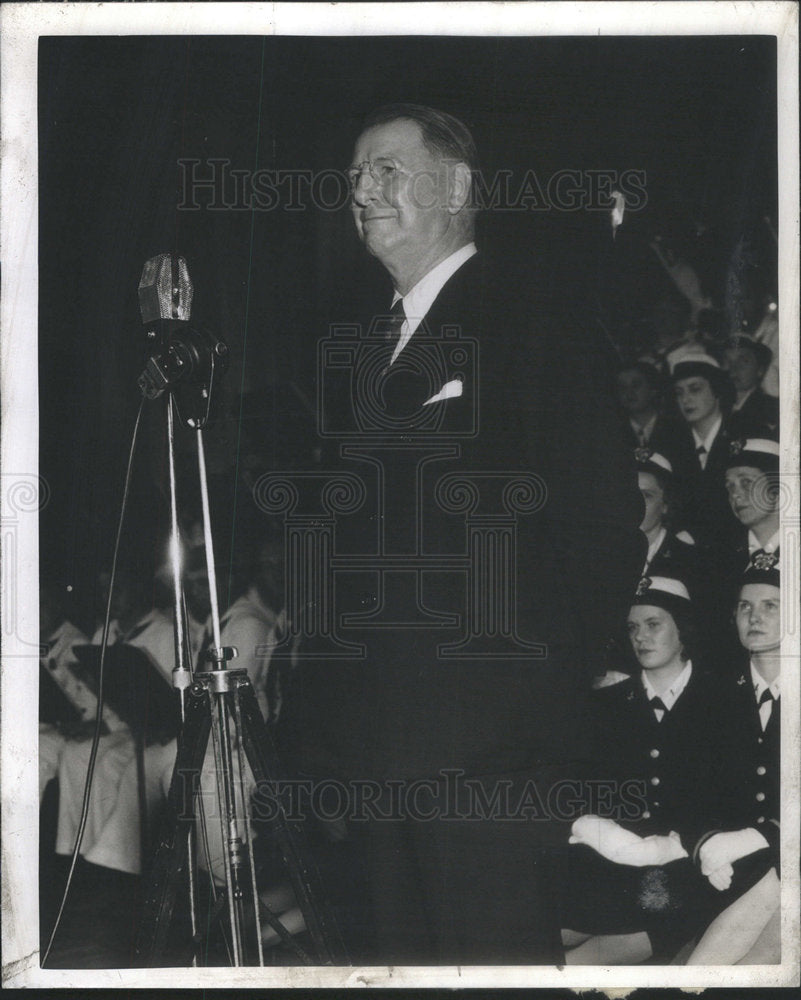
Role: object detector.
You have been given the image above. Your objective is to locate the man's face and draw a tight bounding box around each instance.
[638,471,667,534]
[724,346,763,393]
[616,369,655,416]
[736,583,781,652]
[675,376,720,426]
[725,465,777,528]
[350,118,452,268]
[626,605,683,671]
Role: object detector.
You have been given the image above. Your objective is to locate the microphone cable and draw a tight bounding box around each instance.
[41,398,145,967]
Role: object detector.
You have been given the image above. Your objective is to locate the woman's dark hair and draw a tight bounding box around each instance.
[674,366,736,417]
[671,603,701,663]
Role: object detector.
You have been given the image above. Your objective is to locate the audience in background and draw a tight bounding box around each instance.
[723,335,779,438]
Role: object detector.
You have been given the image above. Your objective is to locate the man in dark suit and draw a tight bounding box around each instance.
[282,104,644,963]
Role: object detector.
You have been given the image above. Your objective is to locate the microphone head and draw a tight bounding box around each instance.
[138,253,193,324]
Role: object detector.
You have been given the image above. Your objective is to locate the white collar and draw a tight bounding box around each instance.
[630,413,657,439]
[390,243,477,363]
[645,526,667,566]
[641,660,693,712]
[692,415,723,454]
[750,659,780,701]
[748,528,780,554]
[732,386,757,411]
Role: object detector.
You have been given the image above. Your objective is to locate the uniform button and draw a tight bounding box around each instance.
[650,748,660,759]
[651,776,660,786]
[757,766,766,776]
[642,810,651,820]
[758,737,764,744]
[757,816,766,824]
[653,802,661,808]
[756,792,766,802]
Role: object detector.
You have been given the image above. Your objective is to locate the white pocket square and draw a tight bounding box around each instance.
[423,379,463,406]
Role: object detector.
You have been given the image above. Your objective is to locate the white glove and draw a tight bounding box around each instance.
[699,829,769,876]
[610,831,688,867]
[570,815,643,861]
[707,863,734,891]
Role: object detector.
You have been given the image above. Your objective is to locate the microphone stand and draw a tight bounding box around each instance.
[134,271,345,967]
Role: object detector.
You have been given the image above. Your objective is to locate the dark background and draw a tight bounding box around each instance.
[38,34,778,629]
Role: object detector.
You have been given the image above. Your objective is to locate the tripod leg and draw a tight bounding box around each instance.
[135,684,212,966]
[234,677,348,964]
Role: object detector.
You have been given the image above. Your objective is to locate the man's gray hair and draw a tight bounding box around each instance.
[362,103,479,200]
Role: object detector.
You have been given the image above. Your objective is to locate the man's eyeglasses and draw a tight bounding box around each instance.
[347,158,399,191]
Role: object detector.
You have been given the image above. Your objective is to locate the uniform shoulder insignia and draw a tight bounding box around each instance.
[729,438,745,456]
[737,674,747,686]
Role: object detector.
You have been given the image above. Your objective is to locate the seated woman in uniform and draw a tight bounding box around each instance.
[723,335,779,438]
[722,437,781,575]
[594,451,698,689]
[556,576,729,965]
[669,349,739,551]
[636,449,698,580]
[685,558,782,964]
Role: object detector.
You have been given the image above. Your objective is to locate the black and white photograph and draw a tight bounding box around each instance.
[1,1,798,990]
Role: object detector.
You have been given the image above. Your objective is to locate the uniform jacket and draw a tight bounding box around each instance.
[670,420,742,550]
[694,664,780,861]
[587,667,730,854]
[727,388,780,439]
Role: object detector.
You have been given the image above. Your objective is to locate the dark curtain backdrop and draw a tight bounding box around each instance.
[38,35,777,629]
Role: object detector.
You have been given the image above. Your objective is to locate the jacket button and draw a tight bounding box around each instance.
[650,748,660,758]
[757,816,765,824]
[756,792,766,802]
[650,776,660,786]
[758,736,764,744]
[756,766,766,776]
[642,810,651,819]
[653,801,661,808]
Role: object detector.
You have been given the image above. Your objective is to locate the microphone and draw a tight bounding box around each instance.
[138,252,193,326]
[136,253,228,426]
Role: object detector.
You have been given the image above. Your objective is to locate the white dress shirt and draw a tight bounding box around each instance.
[692,416,722,470]
[643,527,667,574]
[750,660,780,731]
[748,528,780,555]
[390,242,477,365]
[732,386,756,412]
[631,413,657,446]
[642,660,693,721]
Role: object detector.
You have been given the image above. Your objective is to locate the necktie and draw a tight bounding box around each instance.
[379,299,406,376]
[650,696,667,722]
[636,426,648,447]
[384,298,406,343]
[696,444,707,469]
[757,687,776,730]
